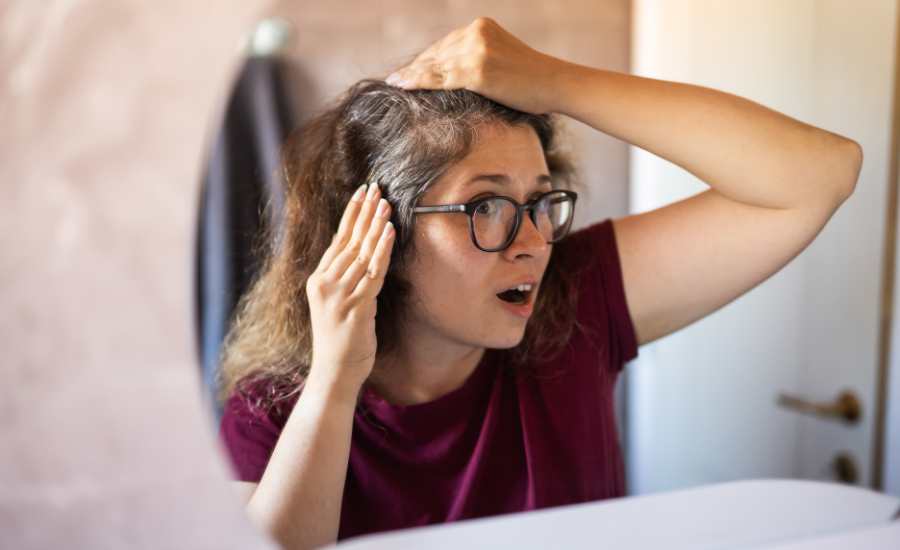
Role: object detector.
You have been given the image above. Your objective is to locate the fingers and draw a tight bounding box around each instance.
[337,183,369,240]
[316,183,367,274]
[405,62,452,89]
[388,59,468,90]
[337,195,391,289]
[323,183,389,287]
[386,19,488,90]
[350,182,383,245]
[350,221,395,301]
[410,24,466,66]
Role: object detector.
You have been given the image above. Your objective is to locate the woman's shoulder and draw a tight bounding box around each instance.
[558,219,615,257]
[556,217,639,366]
[224,375,303,430]
[219,376,302,482]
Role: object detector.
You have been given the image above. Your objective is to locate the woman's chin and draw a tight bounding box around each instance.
[484,326,528,349]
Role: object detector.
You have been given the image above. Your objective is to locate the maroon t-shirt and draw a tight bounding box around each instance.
[219,218,639,541]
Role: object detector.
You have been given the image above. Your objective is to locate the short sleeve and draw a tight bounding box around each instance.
[564,219,639,368]
[218,391,283,482]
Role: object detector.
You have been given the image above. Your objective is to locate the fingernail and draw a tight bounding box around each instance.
[386,73,410,88]
[376,198,389,217]
[351,184,366,202]
[366,181,380,200]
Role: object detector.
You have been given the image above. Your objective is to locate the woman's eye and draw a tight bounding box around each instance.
[475,201,495,215]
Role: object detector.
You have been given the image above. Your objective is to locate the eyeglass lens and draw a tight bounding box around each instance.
[472,192,574,250]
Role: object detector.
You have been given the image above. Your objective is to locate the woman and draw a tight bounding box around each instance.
[218,18,862,549]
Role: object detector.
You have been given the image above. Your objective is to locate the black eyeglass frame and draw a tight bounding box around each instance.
[412,189,578,252]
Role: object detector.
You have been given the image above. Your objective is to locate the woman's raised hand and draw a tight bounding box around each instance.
[385,17,566,115]
[306,182,395,395]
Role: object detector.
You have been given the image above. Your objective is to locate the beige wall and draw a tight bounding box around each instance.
[0,1,630,547]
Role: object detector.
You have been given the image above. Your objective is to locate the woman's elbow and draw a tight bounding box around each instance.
[835,138,864,202]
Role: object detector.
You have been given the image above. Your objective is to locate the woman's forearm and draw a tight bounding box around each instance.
[246,372,360,550]
[549,62,862,209]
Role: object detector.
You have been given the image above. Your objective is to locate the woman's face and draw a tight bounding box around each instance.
[404,122,554,349]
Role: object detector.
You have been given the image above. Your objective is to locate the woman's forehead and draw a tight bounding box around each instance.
[464,123,546,169]
[430,124,549,197]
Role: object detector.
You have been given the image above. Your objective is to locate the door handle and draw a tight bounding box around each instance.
[776,389,861,424]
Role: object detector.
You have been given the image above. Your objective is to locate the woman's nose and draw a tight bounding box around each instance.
[504,214,548,257]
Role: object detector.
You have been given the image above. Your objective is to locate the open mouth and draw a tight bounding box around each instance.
[496,285,534,306]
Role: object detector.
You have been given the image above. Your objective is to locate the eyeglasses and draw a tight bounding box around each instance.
[412,189,578,252]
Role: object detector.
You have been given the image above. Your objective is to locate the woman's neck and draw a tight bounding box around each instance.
[367,337,486,406]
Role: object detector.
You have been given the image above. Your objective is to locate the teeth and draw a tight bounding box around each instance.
[514,284,533,292]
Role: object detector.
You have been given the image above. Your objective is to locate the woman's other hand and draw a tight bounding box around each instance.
[385,17,567,115]
[306,182,395,395]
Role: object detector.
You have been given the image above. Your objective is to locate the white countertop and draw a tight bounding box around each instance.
[334,479,900,549]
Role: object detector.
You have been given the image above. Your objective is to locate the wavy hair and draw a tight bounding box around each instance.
[216,79,587,416]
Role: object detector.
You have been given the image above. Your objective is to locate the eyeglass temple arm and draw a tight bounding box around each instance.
[413,205,466,213]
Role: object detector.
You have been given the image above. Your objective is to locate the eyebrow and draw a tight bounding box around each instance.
[464,173,554,189]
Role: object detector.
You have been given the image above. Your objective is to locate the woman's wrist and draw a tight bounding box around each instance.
[546,59,602,119]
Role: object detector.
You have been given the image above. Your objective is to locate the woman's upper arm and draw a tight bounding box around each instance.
[613,187,846,346]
